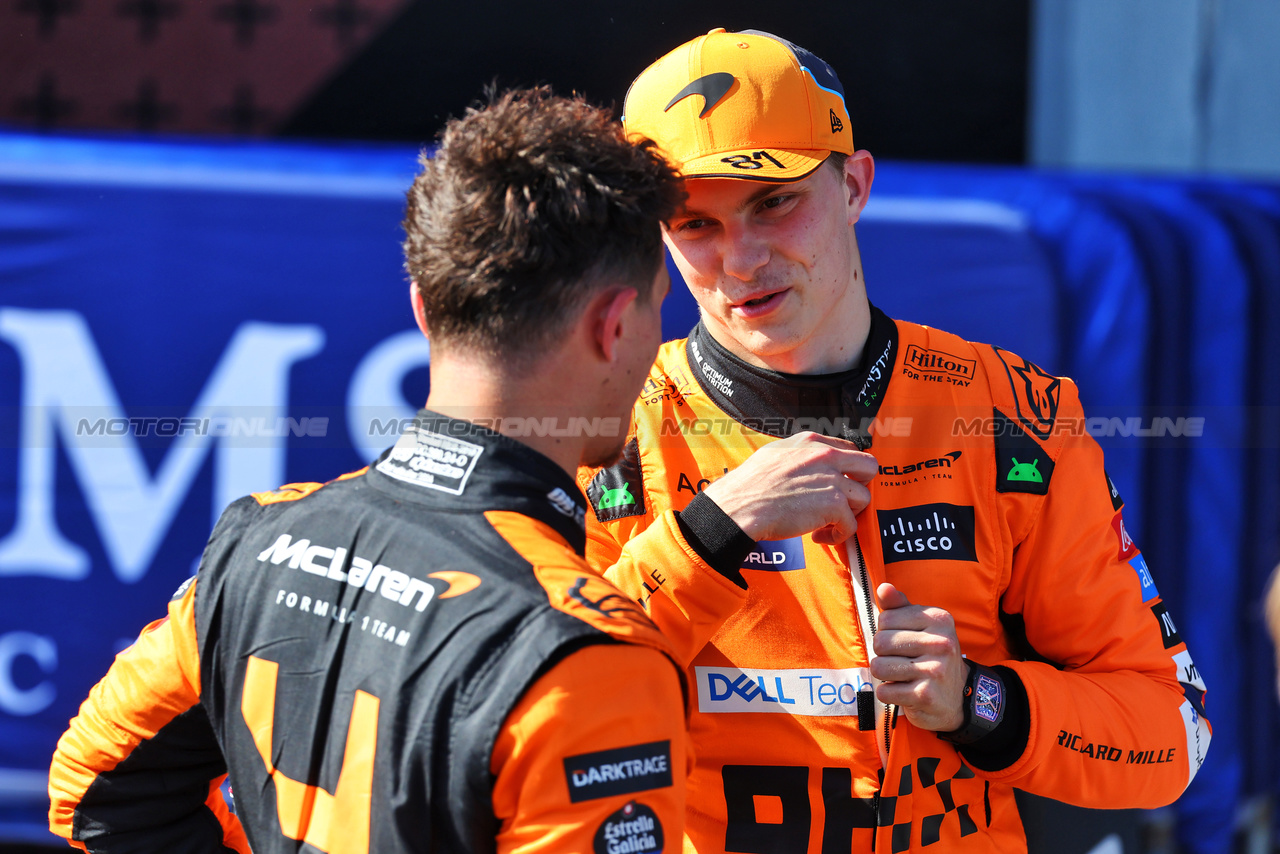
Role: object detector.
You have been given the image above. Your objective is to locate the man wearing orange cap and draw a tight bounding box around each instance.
[581,28,1211,852]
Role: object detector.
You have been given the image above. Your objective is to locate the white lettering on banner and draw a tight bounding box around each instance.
[0,632,57,716]
[695,666,873,716]
[0,309,324,582]
[346,330,432,464]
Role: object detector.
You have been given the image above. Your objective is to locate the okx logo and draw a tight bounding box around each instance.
[877,503,978,564]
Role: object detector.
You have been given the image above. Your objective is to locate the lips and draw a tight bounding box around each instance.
[731,289,789,319]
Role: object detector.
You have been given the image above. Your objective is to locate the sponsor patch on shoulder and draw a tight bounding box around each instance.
[547,487,586,529]
[993,408,1054,496]
[170,574,196,601]
[1152,602,1183,649]
[564,741,672,803]
[993,347,1061,440]
[376,429,483,495]
[588,437,645,522]
[1106,471,1124,510]
[1130,553,1159,602]
[1111,511,1139,561]
[593,801,664,854]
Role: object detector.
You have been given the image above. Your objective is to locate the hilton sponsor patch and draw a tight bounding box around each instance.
[594,802,664,854]
[563,741,672,803]
[902,343,976,384]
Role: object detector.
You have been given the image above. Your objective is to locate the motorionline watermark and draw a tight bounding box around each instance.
[950,415,1206,439]
[367,416,626,439]
[75,416,329,438]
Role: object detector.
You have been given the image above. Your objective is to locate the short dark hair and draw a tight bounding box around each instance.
[824,151,848,176]
[403,87,684,364]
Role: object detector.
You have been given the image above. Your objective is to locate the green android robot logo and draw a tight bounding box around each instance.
[1007,458,1043,483]
[598,483,636,509]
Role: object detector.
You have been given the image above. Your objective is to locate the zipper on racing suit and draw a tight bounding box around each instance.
[848,531,893,845]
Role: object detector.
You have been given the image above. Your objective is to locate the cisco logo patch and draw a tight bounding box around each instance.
[741,538,806,572]
[877,503,978,564]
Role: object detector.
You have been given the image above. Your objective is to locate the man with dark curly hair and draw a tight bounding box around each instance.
[49,88,688,854]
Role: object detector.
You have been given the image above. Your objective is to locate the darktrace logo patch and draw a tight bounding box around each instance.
[564,741,672,803]
[593,801,664,854]
[877,503,978,564]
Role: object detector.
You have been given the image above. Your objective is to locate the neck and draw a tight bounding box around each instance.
[425,353,585,478]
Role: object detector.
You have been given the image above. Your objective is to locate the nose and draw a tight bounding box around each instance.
[720,224,769,282]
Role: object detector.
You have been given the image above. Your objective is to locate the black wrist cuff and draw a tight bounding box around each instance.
[938,663,1030,771]
[675,492,754,589]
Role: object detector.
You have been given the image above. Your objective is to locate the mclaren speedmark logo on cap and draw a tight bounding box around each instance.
[665,72,735,117]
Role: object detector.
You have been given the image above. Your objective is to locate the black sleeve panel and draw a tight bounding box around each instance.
[675,491,756,589]
[73,703,238,854]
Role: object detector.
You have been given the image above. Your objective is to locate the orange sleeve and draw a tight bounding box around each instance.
[491,643,688,854]
[580,471,749,669]
[47,578,250,853]
[984,380,1211,808]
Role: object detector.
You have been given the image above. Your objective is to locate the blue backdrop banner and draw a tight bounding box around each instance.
[0,133,1276,853]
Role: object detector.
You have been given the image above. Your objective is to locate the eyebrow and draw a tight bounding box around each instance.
[677,181,799,219]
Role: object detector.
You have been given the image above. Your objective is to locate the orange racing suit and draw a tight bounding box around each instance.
[580,307,1210,853]
[50,414,687,854]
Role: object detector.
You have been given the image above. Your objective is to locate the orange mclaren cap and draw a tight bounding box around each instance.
[623,28,854,182]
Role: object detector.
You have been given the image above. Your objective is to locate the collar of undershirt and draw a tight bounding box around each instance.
[683,304,898,447]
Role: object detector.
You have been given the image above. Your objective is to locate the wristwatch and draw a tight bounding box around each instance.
[937,659,1006,745]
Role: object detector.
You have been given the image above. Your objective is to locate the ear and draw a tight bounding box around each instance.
[844,150,876,226]
[410,283,430,338]
[591,287,639,363]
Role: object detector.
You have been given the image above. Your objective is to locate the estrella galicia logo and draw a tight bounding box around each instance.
[1130,554,1159,603]
[741,538,806,572]
[564,741,672,803]
[877,503,977,564]
[664,72,735,117]
[593,801,664,854]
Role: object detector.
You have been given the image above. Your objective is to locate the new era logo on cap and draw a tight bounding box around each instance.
[624,28,854,181]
